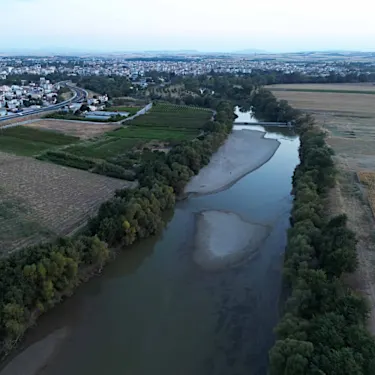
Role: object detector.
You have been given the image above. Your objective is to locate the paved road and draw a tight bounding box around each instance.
[0,83,87,124]
[122,103,153,123]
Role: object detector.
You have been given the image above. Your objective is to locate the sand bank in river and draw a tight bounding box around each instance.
[185,130,280,195]
[0,328,67,375]
[193,211,269,270]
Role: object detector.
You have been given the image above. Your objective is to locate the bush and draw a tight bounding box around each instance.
[92,162,136,181]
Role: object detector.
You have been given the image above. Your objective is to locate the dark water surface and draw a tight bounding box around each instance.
[2,126,299,375]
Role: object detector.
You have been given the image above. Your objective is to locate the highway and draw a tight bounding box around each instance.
[0,83,87,123]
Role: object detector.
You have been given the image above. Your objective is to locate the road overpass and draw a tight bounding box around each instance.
[0,82,87,124]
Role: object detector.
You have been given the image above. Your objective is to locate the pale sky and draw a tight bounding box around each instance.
[1,0,375,53]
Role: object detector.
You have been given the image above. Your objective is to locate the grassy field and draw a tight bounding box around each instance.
[271,83,375,332]
[108,126,198,141]
[64,137,143,160]
[0,126,79,156]
[0,151,132,254]
[27,119,120,139]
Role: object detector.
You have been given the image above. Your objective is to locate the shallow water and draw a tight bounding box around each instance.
[1,125,299,375]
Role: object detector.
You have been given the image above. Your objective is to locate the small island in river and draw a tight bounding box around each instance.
[193,210,269,270]
[184,129,280,195]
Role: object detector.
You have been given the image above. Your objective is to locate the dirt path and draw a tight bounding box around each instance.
[328,157,375,334]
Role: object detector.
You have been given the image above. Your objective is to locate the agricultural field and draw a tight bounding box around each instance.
[64,136,143,160]
[37,103,211,178]
[108,126,198,141]
[271,84,375,332]
[26,119,120,139]
[0,126,79,156]
[54,103,210,162]
[127,102,211,131]
[0,151,134,255]
[267,83,375,95]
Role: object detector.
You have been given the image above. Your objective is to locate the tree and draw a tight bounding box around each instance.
[269,339,314,375]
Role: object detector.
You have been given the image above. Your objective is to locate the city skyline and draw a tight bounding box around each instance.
[2,0,375,54]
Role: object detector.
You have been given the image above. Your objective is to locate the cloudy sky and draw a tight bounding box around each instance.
[2,0,375,53]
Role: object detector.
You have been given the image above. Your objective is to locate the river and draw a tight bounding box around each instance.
[0,122,299,375]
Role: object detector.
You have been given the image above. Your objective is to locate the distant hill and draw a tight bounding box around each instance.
[232,49,268,54]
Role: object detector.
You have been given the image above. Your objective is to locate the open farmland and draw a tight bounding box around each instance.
[272,83,375,333]
[0,151,134,255]
[268,89,375,114]
[64,137,143,160]
[267,83,375,95]
[41,103,211,176]
[127,102,212,131]
[0,126,78,156]
[26,119,121,139]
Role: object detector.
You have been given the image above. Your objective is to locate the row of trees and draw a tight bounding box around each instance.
[88,100,235,248]
[269,122,375,374]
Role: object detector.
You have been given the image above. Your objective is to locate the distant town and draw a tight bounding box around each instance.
[1,52,375,118]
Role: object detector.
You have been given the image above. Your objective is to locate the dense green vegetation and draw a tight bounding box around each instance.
[37,149,137,181]
[269,122,375,374]
[0,126,78,156]
[75,76,133,98]
[0,236,110,353]
[149,76,301,123]
[127,102,212,130]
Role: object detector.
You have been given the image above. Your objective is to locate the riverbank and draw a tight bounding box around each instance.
[184,130,280,195]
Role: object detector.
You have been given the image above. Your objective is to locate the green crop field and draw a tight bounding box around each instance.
[64,137,143,160]
[108,126,198,141]
[0,126,79,156]
[39,103,212,179]
[127,103,212,130]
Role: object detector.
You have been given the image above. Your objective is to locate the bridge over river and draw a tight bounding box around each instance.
[235,121,293,128]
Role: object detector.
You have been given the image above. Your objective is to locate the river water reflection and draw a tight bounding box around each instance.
[1,124,299,375]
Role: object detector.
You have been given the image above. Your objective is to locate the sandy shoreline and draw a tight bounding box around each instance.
[184,130,280,195]
[0,328,67,375]
[193,210,269,270]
